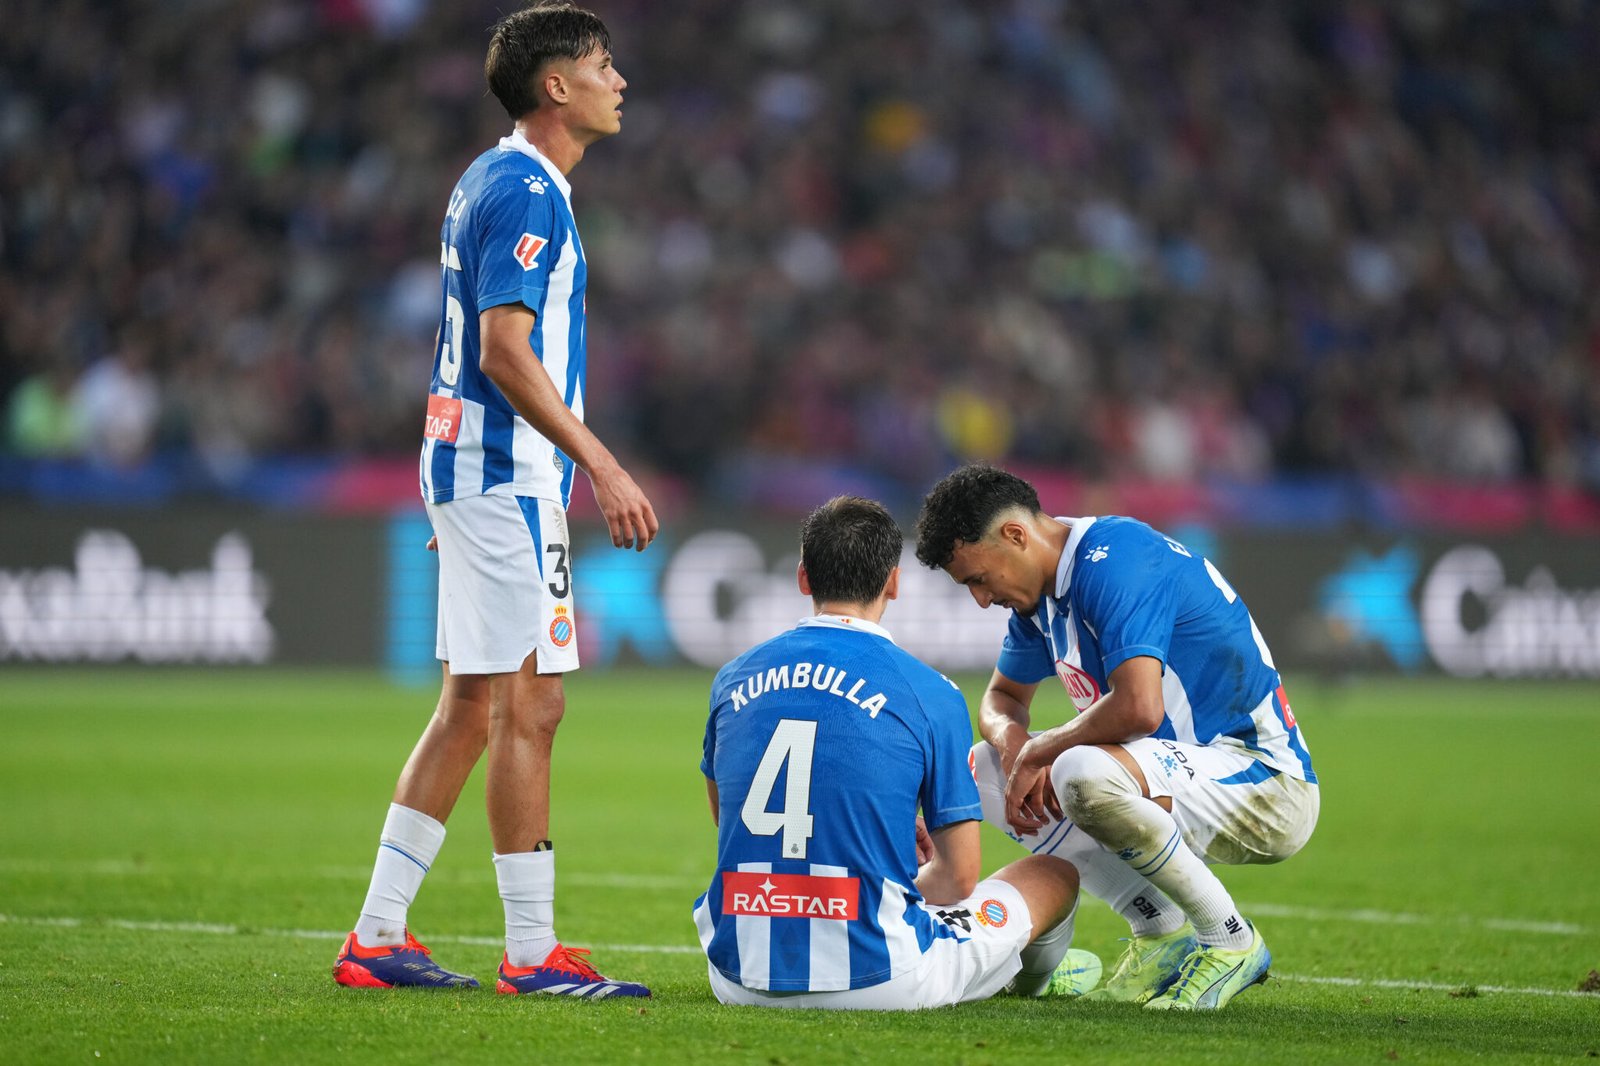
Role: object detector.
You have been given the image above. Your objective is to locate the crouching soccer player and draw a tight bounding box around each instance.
[915,464,1319,1010]
[694,497,1081,1009]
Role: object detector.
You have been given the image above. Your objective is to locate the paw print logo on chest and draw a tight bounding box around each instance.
[1084,544,1110,562]
[523,176,548,195]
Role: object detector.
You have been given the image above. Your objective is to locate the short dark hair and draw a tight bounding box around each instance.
[914,463,1042,570]
[799,496,903,606]
[485,2,612,119]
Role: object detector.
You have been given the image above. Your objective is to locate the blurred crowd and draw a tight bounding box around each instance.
[3,0,1598,498]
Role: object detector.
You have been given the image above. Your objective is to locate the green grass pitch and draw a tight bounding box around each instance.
[1,667,1597,1064]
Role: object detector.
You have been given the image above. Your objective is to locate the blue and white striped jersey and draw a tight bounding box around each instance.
[997,516,1316,783]
[694,615,983,992]
[419,129,586,507]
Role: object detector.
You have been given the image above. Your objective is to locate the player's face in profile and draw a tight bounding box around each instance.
[561,47,626,140]
[944,537,1038,615]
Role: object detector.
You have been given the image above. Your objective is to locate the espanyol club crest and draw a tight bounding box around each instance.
[549,604,574,647]
[975,899,1009,928]
[1055,659,1101,713]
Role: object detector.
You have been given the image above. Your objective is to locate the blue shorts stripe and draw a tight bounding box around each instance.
[516,497,544,575]
[1214,760,1281,786]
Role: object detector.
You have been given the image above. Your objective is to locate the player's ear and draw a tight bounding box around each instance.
[542,68,569,105]
[1000,520,1028,551]
[797,562,812,597]
[883,566,900,602]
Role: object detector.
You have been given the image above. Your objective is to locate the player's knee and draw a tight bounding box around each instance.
[1052,746,1137,831]
[996,854,1079,933]
[490,680,565,737]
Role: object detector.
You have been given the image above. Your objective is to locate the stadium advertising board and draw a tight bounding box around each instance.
[3,507,1597,679]
[0,509,380,664]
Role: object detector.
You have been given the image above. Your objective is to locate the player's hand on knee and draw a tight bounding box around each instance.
[1003,744,1056,834]
[1004,772,1050,833]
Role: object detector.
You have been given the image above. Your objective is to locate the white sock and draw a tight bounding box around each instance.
[354,804,446,947]
[1044,831,1185,939]
[495,848,557,966]
[1053,747,1253,951]
[1011,900,1078,996]
[970,742,1185,938]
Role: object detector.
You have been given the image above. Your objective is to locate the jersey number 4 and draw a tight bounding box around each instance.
[741,718,817,860]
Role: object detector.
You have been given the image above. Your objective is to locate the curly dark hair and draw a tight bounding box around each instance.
[799,496,904,606]
[485,1,612,119]
[913,463,1042,570]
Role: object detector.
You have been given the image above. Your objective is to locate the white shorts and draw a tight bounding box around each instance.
[1118,736,1319,865]
[972,738,1318,867]
[706,879,1033,1011]
[425,494,579,676]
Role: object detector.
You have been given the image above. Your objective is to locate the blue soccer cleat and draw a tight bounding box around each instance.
[495,944,651,998]
[332,930,479,989]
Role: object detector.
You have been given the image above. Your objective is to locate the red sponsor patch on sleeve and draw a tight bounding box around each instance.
[722,871,859,920]
[1276,684,1296,729]
[513,233,548,270]
[424,394,463,442]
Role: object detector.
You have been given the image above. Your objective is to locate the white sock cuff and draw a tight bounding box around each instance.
[380,804,446,868]
[493,850,555,901]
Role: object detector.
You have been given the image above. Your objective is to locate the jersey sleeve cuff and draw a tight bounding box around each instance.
[1099,645,1167,676]
[995,655,1054,686]
[924,805,983,831]
[477,291,534,312]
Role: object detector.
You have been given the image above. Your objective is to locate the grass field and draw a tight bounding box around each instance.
[1,667,1597,1064]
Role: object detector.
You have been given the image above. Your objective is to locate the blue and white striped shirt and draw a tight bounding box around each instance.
[419,130,586,507]
[695,616,984,992]
[998,516,1316,783]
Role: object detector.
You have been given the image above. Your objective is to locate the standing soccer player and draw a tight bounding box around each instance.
[333,2,657,997]
[915,464,1319,1011]
[695,497,1082,1009]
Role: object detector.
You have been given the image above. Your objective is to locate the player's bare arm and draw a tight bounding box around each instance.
[913,819,980,906]
[979,669,1064,825]
[1002,655,1165,833]
[479,303,658,551]
[913,815,934,866]
[705,778,719,827]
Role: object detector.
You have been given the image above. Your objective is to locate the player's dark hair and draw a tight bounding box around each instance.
[914,463,1042,570]
[800,496,903,607]
[485,1,612,119]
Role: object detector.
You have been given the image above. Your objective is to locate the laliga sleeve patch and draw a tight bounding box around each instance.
[513,233,548,270]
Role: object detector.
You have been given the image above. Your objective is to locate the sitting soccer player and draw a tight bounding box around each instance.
[694,496,1081,1009]
[914,464,1320,1010]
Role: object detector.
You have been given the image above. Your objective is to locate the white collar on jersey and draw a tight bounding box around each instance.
[796,613,897,644]
[1053,516,1097,599]
[498,128,574,202]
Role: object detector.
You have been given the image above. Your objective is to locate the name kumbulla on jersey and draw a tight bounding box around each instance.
[725,661,889,718]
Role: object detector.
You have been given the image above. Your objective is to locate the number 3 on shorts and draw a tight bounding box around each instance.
[545,543,570,599]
